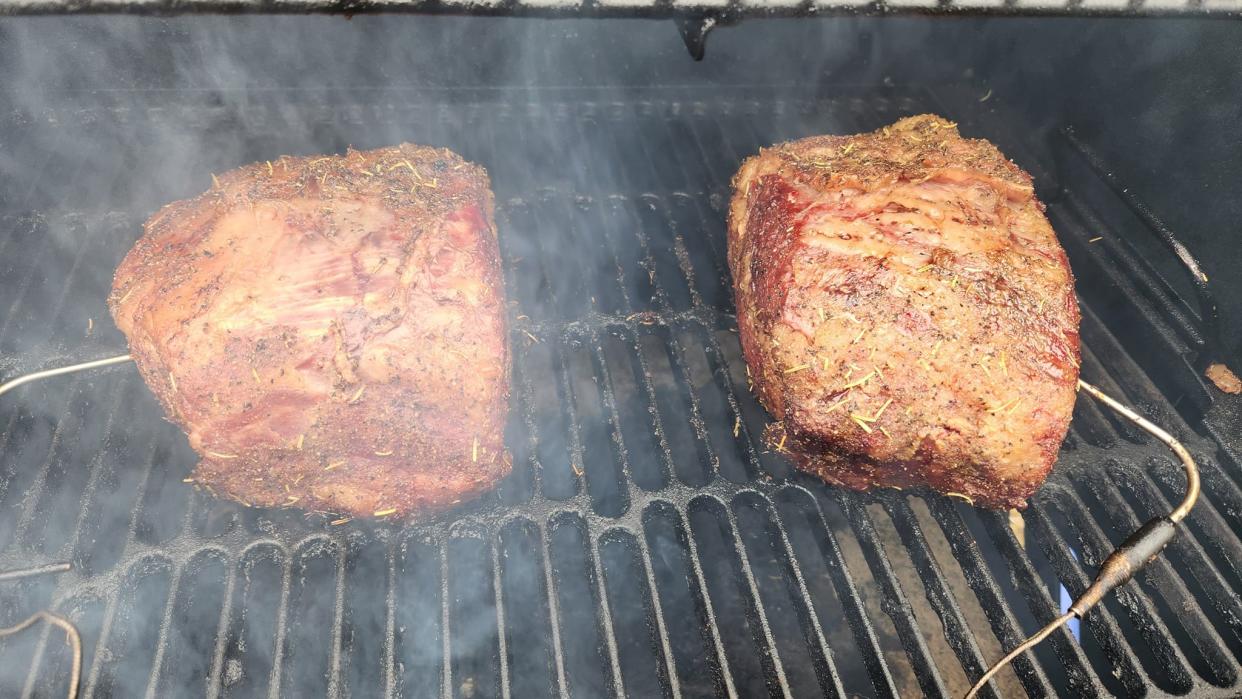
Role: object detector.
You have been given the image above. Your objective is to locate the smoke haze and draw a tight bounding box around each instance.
[0,14,1237,698]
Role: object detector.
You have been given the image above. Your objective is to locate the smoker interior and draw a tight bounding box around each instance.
[1,17,1241,699]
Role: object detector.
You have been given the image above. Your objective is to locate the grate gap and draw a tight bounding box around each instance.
[602,196,660,312]
[522,335,578,502]
[1085,465,1240,687]
[23,372,131,558]
[0,378,91,553]
[339,535,390,697]
[497,356,537,506]
[673,323,758,485]
[729,493,833,695]
[685,495,784,697]
[1024,493,1154,698]
[837,494,950,698]
[951,499,1101,696]
[498,519,557,698]
[565,335,629,518]
[447,536,502,699]
[710,325,790,480]
[0,577,60,694]
[601,327,669,492]
[774,488,900,698]
[599,529,675,699]
[153,549,229,696]
[1146,456,1242,591]
[641,501,730,697]
[395,534,445,699]
[884,498,1012,699]
[924,497,1063,696]
[18,593,103,698]
[218,545,287,698]
[638,325,713,488]
[633,196,695,313]
[93,557,174,697]
[547,515,614,698]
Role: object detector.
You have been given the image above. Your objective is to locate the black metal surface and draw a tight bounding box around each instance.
[0,85,1240,699]
[1,0,1240,17]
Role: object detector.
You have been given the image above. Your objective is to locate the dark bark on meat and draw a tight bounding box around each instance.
[110,145,510,518]
[728,115,1080,509]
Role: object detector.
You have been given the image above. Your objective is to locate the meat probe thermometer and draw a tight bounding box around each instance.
[965,379,1200,698]
[0,354,131,699]
[0,357,1200,699]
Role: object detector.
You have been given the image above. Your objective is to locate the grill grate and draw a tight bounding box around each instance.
[0,88,1239,698]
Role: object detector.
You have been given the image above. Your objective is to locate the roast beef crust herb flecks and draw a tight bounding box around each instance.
[728,115,1080,509]
[110,144,510,518]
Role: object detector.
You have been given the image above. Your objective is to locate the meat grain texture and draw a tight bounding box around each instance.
[110,145,510,518]
[728,115,1080,508]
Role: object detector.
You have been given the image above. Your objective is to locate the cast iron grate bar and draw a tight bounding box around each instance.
[882,500,997,698]
[924,498,1067,696]
[1024,495,1174,691]
[972,508,1108,693]
[838,494,953,698]
[1042,485,1197,692]
[791,486,904,696]
[763,495,850,698]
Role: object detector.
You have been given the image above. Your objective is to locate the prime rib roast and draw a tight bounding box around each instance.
[110,145,510,518]
[728,115,1080,508]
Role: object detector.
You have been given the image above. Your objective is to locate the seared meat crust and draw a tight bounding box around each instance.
[110,145,509,518]
[728,115,1080,508]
